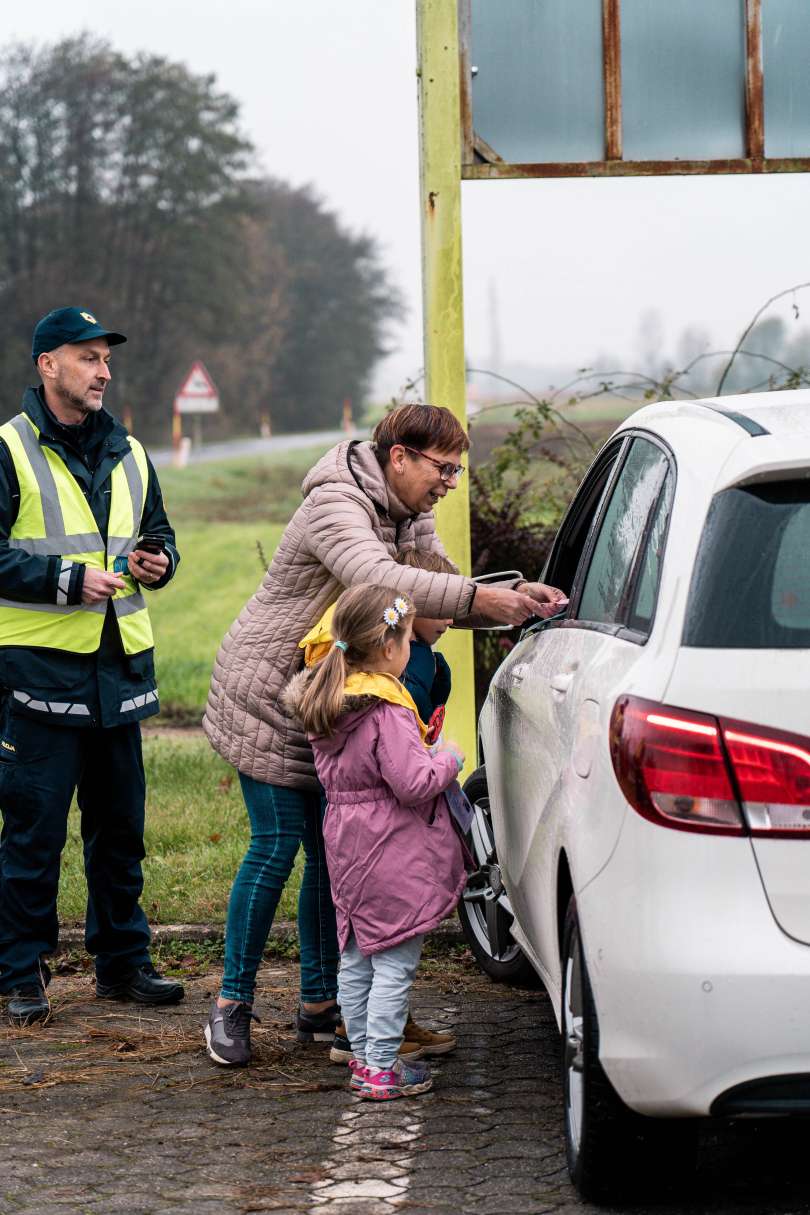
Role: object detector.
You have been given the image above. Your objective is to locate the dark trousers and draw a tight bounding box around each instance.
[0,710,151,990]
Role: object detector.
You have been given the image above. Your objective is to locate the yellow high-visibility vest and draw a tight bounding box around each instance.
[0,413,155,655]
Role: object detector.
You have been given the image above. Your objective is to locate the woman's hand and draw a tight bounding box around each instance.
[473,584,545,626]
[517,581,569,619]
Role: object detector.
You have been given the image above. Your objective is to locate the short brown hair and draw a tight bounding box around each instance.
[396,548,458,577]
[373,404,469,467]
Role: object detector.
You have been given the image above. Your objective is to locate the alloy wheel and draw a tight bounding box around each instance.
[462,792,523,964]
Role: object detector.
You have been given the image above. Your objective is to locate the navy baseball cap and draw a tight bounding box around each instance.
[32,307,127,363]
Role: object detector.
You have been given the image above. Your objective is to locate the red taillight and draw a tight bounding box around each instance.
[610,696,745,835]
[611,696,810,837]
[723,721,810,837]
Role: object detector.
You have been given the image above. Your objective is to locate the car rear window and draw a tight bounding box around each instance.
[684,480,810,648]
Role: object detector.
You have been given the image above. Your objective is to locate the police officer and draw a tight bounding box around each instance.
[0,307,183,1024]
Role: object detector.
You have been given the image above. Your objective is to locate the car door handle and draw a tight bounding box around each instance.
[550,672,575,695]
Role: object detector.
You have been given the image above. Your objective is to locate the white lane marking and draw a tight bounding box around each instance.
[309,1102,424,1209]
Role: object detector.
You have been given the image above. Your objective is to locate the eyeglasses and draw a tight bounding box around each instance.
[400,445,465,483]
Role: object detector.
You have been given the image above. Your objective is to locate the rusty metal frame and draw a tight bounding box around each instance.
[745,0,764,164]
[459,0,810,180]
[602,0,622,162]
[458,0,474,166]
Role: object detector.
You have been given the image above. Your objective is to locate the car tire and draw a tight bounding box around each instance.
[561,895,697,1202]
[457,767,538,986]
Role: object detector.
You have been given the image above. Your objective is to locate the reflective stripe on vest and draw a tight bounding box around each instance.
[0,414,155,656]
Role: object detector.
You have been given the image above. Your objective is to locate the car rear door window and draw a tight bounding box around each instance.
[576,438,670,627]
[627,472,675,633]
[684,481,810,648]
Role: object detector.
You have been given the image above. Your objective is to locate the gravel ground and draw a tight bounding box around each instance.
[0,945,808,1215]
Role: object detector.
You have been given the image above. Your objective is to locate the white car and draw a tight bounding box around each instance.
[458,391,810,1200]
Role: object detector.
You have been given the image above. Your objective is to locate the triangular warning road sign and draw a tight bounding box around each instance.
[174,360,219,414]
[177,361,217,397]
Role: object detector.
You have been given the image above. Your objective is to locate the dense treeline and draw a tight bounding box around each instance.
[0,38,401,440]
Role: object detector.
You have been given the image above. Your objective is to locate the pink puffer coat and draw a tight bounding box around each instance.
[285,675,467,955]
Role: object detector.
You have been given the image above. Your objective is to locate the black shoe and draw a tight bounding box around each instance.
[330,1028,352,1064]
[95,964,184,1005]
[204,1000,259,1066]
[295,1002,341,1043]
[6,984,50,1026]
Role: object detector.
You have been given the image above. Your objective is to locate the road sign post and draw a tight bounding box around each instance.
[173,361,220,458]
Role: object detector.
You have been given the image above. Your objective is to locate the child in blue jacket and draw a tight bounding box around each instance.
[395,550,456,734]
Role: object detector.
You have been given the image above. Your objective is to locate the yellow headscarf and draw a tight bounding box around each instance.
[299,603,337,669]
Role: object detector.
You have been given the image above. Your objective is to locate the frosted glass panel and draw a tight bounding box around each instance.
[470,0,604,163]
[622,0,746,160]
[763,0,810,157]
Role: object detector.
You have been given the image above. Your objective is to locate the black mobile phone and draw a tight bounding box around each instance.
[137,533,166,556]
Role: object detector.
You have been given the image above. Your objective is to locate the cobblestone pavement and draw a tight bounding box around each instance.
[0,946,808,1215]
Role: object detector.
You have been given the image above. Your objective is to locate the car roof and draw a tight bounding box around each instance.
[617,389,810,438]
[611,390,810,491]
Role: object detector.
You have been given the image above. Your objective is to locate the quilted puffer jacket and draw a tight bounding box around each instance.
[202,440,480,789]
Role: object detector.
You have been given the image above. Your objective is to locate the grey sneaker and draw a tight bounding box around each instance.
[204,1000,259,1066]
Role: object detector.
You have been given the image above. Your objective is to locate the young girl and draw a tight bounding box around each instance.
[284,583,467,1100]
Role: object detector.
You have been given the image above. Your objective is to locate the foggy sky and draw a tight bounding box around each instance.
[6,1,809,401]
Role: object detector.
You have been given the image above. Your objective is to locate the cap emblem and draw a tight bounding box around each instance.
[79,311,96,323]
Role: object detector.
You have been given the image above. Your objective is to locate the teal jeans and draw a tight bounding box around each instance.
[220,775,338,1004]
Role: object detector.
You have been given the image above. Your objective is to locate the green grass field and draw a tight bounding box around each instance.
[59,735,304,924]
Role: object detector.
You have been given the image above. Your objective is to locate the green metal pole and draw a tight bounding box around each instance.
[416,0,476,766]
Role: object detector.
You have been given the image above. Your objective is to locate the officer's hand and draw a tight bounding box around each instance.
[82,568,126,604]
[128,549,169,585]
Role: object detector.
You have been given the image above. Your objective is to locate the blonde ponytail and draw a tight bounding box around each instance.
[297,645,347,737]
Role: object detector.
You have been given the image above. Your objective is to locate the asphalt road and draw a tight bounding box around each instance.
[1,946,808,1214]
[150,428,359,468]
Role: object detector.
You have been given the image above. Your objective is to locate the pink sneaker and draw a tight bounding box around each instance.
[357,1057,433,1101]
[348,1058,370,1092]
